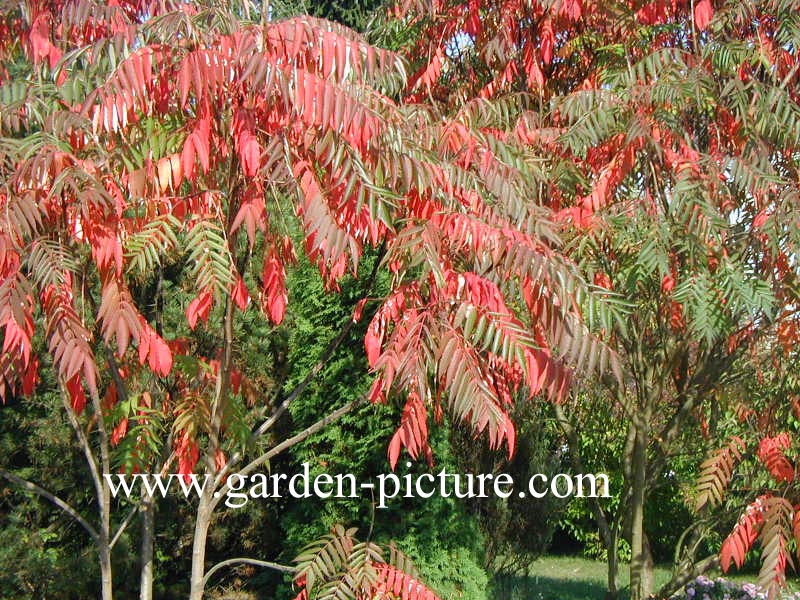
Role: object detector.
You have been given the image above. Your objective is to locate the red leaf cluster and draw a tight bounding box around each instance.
[176,432,200,484]
[721,496,766,572]
[186,289,214,330]
[137,318,173,377]
[388,392,433,470]
[260,253,287,325]
[757,434,794,484]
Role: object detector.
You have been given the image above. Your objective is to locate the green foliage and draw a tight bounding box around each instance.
[248,249,496,599]
[399,542,489,600]
[558,390,629,562]
[451,400,568,572]
[0,391,102,598]
[306,0,387,32]
[0,519,96,599]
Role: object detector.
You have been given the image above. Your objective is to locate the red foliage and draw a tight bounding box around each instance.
[65,374,87,415]
[721,496,766,572]
[291,560,441,600]
[186,289,214,330]
[388,392,433,470]
[176,432,200,484]
[693,0,713,31]
[757,434,795,484]
[260,252,287,325]
[137,319,173,378]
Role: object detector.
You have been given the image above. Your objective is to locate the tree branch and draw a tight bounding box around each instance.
[105,349,129,404]
[217,243,385,485]
[88,386,112,482]
[211,398,360,509]
[59,382,104,506]
[0,467,99,542]
[255,318,356,440]
[203,557,294,588]
[656,554,720,599]
[110,450,176,548]
[110,503,138,549]
[251,241,385,443]
[208,294,236,472]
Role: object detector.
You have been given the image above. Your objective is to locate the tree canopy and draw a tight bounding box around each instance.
[2,0,800,599]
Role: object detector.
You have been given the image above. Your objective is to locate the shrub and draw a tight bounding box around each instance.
[680,576,765,600]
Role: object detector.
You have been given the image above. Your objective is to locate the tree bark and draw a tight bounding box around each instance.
[189,489,214,600]
[203,558,294,588]
[606,527,619,600]
[188,399,359,600]
[61,383,114,600]
[0,468,99,540]
[94,391,114,600]
[629,418,653,600]
[656,555,719,599]
[99,535,114,600]
[140,495,155,600]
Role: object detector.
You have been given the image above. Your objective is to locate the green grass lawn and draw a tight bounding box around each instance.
[491,555,669,600]
[489,555,798,600]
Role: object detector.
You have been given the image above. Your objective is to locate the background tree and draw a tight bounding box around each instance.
[685,323,800,599]
[387,1,800,599]
[6,1,799,599]
[0,0,615,598]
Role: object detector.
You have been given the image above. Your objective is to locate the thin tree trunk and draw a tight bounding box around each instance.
[606,527,619,600]
[187,246,383,597]
[140,495,155,600]
[93,389,114,600]
[189,400,359,600]
[189,489,214,600]
[629,419,652,600]
[97,477,113,600]
[642,534,655,598]
[99,536,114,600]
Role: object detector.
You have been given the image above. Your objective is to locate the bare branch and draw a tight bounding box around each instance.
[110,450,176,547]
[59,382,104,504]
[256,319,355,440]
[250,241,384,443]
[0,467,99,542]
[203,557,294,588]
[110,503,139,549]
[217,243,386,485]
[655,555,720,599]
[211,398,360,509]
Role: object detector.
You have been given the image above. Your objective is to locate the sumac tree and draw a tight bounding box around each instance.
[390,0,800,598]
[0,0,615,598]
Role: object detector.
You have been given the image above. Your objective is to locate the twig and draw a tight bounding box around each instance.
[203,557,294,588]
[0,467,99,542]
[211,398,360,509]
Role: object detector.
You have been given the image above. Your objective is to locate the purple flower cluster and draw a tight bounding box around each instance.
[681,576,766,600]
